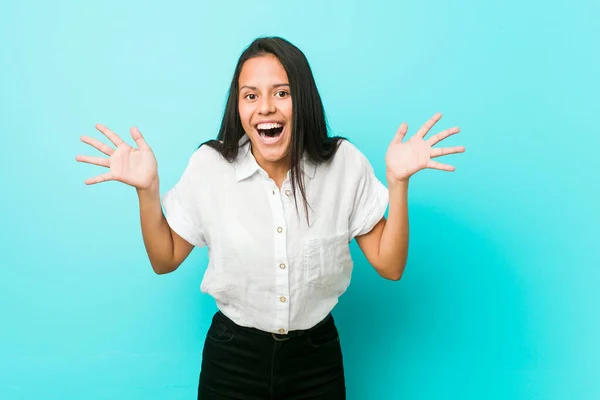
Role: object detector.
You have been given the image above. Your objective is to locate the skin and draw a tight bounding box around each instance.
[76,125,193,274]
[238,54,293,188]
[356,113,466,280]
[76,54,466,280]
[236,54,467,281]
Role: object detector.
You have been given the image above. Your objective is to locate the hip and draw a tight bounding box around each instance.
[199,311,346,399]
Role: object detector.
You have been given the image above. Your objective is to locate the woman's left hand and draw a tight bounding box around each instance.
[385,112,466,185]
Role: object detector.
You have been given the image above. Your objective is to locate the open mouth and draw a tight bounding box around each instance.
[255,122,285,144]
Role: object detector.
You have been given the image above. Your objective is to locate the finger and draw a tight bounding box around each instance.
[426,127,460,146]
[96,124,125,147]
[431,146,466,158]
[84,172,114,185]
[80,135,115,156]
[130,126,150,150]
[391,123,408,144]
[416,112,443,139]
[75,155,110,168]
[426,160,455,171]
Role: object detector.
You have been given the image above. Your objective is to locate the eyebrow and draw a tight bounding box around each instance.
[240,83,290,91]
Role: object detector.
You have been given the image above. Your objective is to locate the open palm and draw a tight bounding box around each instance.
[385,113,465,183]
[76,124,158,189]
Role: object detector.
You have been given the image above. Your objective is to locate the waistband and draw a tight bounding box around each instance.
[214,311,332,341]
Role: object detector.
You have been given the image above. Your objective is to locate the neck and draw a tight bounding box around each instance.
[252,150,290,189]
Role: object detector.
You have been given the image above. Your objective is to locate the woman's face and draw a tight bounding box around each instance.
[238,54,293,169]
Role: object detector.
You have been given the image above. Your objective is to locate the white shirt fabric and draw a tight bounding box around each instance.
[162,135,389,334]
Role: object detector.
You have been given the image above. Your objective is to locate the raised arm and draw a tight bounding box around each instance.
[76,124,193,274]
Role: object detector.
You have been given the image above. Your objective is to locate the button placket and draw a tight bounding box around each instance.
[265,181,291,334]
[281,187,292,207]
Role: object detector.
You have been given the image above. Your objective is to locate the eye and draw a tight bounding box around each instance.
[275,90,289,98]
[244,93,257,100]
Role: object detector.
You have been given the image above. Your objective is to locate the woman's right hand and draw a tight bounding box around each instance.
[76,124,158,190]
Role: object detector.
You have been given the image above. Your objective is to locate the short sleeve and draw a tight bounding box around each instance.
[348,148,389,240]
[161,149,207,248]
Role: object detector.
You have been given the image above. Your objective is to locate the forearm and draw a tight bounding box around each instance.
[377,180,410,280]
[136,178,177,274]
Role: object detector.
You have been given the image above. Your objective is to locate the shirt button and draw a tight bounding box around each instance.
[279,328,285,334]
[277,227,283,233]
[279,263,286,269]
[285,190,291,196]
[280,296,287,303]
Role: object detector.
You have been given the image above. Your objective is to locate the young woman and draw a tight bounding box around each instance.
[76,37,465,399]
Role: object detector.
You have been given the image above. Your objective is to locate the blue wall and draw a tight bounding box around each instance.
[1,0,598,399]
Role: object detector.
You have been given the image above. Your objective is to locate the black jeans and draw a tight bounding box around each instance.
[198,311,346,400]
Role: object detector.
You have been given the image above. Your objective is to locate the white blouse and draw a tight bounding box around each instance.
[162,135,388,334]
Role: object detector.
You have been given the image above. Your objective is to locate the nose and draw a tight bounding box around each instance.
[258,96,276,115]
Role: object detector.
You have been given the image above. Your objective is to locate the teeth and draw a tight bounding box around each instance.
[257,122,283,130]
[260,133,280,143]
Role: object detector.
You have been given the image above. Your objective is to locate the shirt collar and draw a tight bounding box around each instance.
[234,135,316,182]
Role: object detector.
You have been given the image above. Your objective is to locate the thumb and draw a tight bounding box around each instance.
[392,122,408,144]
[130,126,150,150]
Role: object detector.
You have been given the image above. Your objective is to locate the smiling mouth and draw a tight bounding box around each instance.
[255,122,284,142]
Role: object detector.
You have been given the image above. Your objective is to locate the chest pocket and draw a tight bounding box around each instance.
[303,231,353,293]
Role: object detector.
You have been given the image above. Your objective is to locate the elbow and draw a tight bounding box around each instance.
[384,271,404,281]
[153,268,170,275]
[151,260,179,275]
[376,262,405,281]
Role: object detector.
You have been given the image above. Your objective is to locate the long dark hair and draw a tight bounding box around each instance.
[202,36,344,223]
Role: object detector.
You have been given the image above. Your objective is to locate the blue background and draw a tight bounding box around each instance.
[1,0,598,399]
